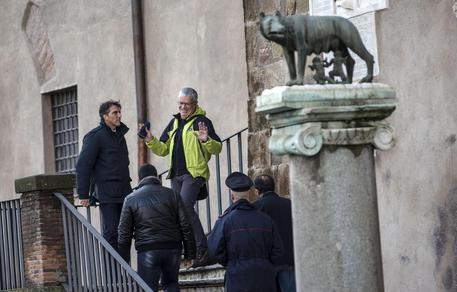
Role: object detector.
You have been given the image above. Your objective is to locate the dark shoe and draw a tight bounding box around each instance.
[191,249,209,268]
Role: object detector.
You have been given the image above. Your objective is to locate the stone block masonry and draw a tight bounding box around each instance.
[243,0,309,196]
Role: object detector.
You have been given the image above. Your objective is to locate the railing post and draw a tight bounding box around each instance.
[15,174,75,290]
[226,139,232,205]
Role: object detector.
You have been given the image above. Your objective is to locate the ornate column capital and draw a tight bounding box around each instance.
[256,84,398,156]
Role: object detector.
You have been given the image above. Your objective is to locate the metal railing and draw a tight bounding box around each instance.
[0,199,25,290]
[54,192,153,292]
[159,127,248,233]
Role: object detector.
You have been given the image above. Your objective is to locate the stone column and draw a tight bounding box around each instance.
[15,174,75,289]
[256,84,397,292]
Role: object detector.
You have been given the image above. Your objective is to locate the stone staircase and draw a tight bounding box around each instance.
[178,264,225,291]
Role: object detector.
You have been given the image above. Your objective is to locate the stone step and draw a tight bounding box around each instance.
[178,264,225,291]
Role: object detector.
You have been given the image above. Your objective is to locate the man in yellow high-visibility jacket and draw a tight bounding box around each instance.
[142,87,222,267]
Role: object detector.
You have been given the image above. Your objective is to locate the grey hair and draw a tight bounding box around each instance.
[231,190,250,201]
[179,87,198,103]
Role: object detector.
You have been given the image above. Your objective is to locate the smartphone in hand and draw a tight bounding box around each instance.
[138,121,150,138]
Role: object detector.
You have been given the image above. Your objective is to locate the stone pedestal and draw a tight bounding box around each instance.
[15,174,75,289]
[256,84,397,292]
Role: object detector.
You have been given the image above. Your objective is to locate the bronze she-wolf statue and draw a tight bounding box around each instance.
[260,11,374,85]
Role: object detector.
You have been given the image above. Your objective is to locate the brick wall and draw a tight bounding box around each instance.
[15,174,75,288]
[21,191,72,286]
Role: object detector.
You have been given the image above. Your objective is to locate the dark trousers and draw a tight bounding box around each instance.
[171,174,207,251]
[99,203,123,250]
[137,249,181,292]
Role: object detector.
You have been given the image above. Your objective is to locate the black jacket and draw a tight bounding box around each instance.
[253,191,294,266]
[208,199,284,292]
[76,121,132,203]
[117,176,196,262]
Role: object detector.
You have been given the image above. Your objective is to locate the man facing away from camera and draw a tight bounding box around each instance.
[76,100,132,250]
[208,172,284,292]
[141,87,222,267]
[118,164,196,292]
[254,174,296,292]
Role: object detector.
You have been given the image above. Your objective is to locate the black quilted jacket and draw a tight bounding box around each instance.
[117,177,196,261]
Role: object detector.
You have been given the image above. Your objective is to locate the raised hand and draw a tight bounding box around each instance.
[197,122,208,142]
[138,123,153,142]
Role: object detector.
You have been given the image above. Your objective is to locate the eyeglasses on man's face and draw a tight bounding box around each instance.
[177,101,195,108]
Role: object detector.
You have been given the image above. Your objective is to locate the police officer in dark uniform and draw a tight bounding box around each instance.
[207,172,284,292]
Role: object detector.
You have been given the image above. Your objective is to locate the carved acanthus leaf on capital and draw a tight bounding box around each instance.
[323,126,374,145]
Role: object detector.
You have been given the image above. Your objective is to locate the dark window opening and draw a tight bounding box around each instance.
[51,86,78,173]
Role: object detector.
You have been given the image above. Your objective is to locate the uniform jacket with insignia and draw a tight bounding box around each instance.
[208,199,284,292]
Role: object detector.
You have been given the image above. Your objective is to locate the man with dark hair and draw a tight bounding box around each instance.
[208,172,284,292]
[141,87,222,267]
[76,100,132,249]
[253,174,295,292]
[118,164,196,291]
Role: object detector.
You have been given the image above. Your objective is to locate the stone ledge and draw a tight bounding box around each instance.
[179,264,225,288]
[179,278,224,288]
[256,83,397,119]
[15,174,75,194]
[257,84,398,156]
[8,286,64,292]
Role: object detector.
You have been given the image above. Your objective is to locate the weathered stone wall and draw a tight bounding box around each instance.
[22,2,56,84]
[0,0,45,200]
[243,0,309,197]
[374,1,457,291]
[141,0,249,177]
[0,0,137,200]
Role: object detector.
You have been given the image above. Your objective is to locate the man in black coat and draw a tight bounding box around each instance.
[253,174,295,292]
[208,172,284,292]
[118,164,196,291]
[76,100,132,249]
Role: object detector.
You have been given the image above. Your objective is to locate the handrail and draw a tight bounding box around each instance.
[221,127,248,143]
[54,192,153,291]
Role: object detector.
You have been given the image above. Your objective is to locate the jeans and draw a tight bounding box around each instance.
[277,265,296,292]
[99,203,123,250]
[171,174,207,251]
[138,249,181,292]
